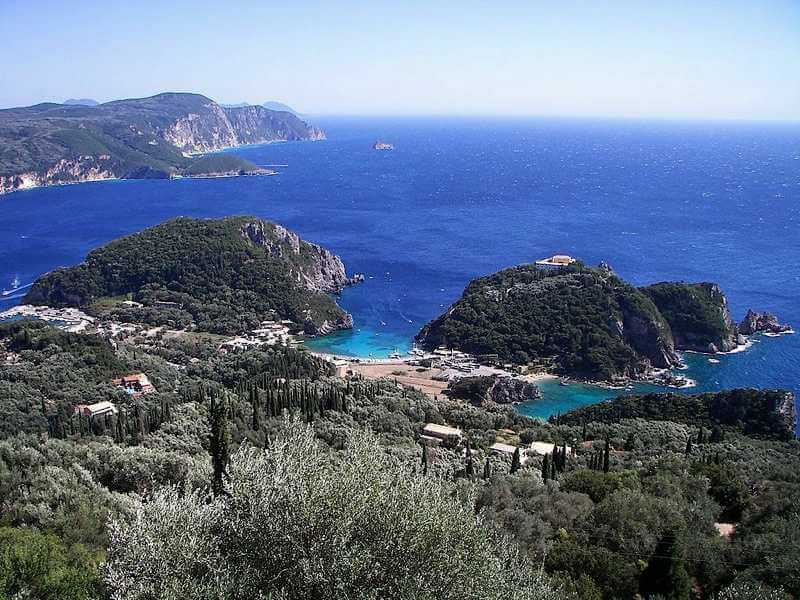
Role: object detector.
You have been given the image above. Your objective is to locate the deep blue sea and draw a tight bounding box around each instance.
[1,117,798,427]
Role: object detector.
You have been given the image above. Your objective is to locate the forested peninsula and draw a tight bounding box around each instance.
[417,262,788,382]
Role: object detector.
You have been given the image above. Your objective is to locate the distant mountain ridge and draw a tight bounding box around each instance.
[63,98,99,106]
[0,92,325,195]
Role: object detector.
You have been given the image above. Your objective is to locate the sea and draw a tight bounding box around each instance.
[1,117,798,428]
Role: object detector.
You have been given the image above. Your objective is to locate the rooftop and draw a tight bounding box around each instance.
[535,255,576,268]
[422,423,463,439]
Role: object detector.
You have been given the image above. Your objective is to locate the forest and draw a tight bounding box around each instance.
[23,216,351,335]
[0,318,797,599]
[416,263,746,382]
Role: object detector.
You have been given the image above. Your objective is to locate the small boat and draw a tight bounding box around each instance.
[708,358,720,364]
[1,275,21,297]
[560,380,569,387]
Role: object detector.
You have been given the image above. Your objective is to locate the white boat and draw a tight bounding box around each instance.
[1,275,21,297]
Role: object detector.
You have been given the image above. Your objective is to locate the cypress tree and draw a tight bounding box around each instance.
[511,447,522,474]
[684,435,693,457]
[541,453,550,481]
[639,530,692,600]
[483,458,491,480]
[421,444,429,476]
[603,436,610,473]
[208,393,231,497]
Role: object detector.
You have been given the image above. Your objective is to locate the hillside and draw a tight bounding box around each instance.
[24,216,354,335]
[0,92,325,194]
[416,263,679,381]
[554,388,797,441]
[0,315,797,599]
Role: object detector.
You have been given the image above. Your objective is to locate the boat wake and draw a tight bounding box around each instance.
[0,278,32,298]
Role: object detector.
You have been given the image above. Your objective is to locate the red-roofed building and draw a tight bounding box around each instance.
[112,373,156,398]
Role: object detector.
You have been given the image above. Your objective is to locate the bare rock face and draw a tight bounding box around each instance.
[778,391,797,437]
[738,309,791,335]
[0,156,118,194]
[163,102,238,154]
[239,220,351,294]
[618,305,681,371]
[162,102,326,155]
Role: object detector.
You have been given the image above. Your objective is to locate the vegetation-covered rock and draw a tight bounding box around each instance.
[642,282,739,352]
[24,216,354,335]
[104,423,562,600]
[553,388,796,441]
[1,317,798,599]
[417,263,678,380]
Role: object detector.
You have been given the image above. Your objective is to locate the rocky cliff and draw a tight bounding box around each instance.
[0,93,325,195]
[239,220,350,294]
[642,282,739,353]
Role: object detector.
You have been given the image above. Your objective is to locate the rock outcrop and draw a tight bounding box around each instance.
[0,156,118,194]
[445,375,541,406]
[486,376,542,405]
[738,310,792,335]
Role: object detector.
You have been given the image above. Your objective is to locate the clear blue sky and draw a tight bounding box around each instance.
[1,0,798,119]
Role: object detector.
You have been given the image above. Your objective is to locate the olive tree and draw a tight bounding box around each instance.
[105,421,565,600]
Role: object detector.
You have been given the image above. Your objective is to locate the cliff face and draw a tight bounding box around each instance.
[0,93,325,195]
[162,102,325,155]
[223,106,326,146]
[239,220,350,294]
[0,156,118,194]
[642,282,739,353]
[162,102,239,154]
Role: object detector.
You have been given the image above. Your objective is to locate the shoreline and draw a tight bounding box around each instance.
[0,137,323,198]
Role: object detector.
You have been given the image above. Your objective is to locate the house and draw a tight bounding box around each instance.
[332,359,350,377]
[490,442,530,465]
[74,401,118,418]
[421,423,463,446]
[112,373,156,397]
[534,255,576,269]
[529,441,573,456]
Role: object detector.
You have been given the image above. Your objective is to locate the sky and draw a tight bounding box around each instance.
[0,0,798,120]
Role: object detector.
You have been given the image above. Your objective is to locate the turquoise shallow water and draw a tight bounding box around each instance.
[1,117,798,429]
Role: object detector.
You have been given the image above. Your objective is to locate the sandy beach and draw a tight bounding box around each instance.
[345,361,450,397]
